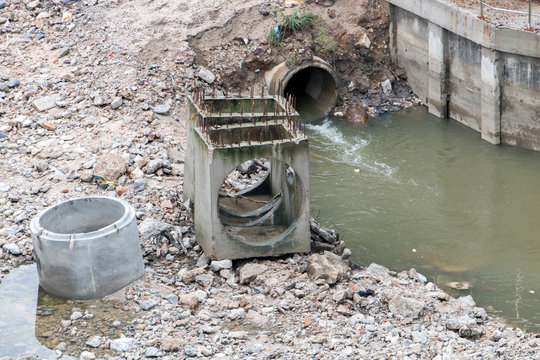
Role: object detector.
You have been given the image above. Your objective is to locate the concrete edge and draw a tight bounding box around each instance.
[385,0,540,58]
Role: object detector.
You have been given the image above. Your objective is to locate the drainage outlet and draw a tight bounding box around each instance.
[30,196,145,299]
[265,56,338,115]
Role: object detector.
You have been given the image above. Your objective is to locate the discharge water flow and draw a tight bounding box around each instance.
[307,107,540,331]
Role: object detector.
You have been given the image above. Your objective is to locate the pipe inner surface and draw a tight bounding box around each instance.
[39,197,125,234]
[284,66,337,114]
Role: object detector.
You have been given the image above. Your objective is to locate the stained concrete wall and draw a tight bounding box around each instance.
[387,0,540,150]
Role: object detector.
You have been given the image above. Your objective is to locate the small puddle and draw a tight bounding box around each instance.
[0,264,136,358]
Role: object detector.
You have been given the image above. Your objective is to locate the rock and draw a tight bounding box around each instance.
[161,336,183,352]
[458,295,476,308]
[381,79,393,96]
[179,293,199,307]
[198,66,215,84]
[32,94,63,112]
[115,185,128,196]
[145,347,164,357]
[196,254,210,268]
[153,104,170,115]
[388,296,425,319]
[210,259,232,272]
[0,183,11,192]
[412,331,428,343]
[228,308,246,320]
[85,336,101,348]
[40,121,56,131]
[70,311,83,320]
[6,79,20,88]
[336,305,353,316]
[133,178,147,192]
[167,147,185,164]
[239,263,267,284]
[195,273,214,287]
[355,33,371,48]
[139,299,155,311]
[307,251,349,284]
[447,281,472,290]
[111,96,122,109]
[3,243,22,255]
[80,170,94,182]
[110,337,136,352]
[345,106,368,126]
[80,351,96,360]
[145,159,163,174]
[138,218,172,240]
[246,310,267,326]
[228,331,248,339]
[93,154,127,181]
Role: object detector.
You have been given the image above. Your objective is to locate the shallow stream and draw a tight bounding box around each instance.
[308,107,540,332]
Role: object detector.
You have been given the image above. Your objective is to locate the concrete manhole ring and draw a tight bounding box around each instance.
[30,196,144,299]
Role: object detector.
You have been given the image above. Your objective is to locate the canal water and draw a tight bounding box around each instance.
[307,107,540,332]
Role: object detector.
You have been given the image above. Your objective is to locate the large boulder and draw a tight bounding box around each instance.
[345,106,368,126]
[307,251,349,284]
[388,295,425,319]
[93,154,127,181]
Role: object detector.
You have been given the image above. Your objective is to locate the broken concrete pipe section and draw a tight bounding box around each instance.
[30,196,144,299]
[264,56,339,115]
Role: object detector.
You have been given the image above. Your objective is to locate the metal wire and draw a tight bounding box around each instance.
[479,0,539,29]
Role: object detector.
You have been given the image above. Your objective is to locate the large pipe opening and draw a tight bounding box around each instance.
[265,57,338,116]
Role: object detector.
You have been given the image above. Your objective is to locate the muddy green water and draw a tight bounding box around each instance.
[308,107,540,332]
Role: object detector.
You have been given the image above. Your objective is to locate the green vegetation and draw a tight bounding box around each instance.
[279,10,316,36]
[313,20,338,55]
[268,10,316,46]
[286,53,297,69]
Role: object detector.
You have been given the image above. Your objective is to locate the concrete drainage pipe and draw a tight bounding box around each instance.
[265,56,338,115]
[30,196,144,299]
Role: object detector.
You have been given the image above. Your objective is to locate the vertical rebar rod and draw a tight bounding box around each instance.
[225,87,228,98]
[529,0,532,29]
[251,100,255,115]
[250,86,254,98]
[264,101,268,116]
[480,0,484,19]
[241,101,244,115]
[270,130,273,143]
[248,131,251,145]
[230,103,233,116]
[219,102,222,117]
[261,86,264,98]
[220,132,224,148]
[239,89,242,98]
[213,87,216,98]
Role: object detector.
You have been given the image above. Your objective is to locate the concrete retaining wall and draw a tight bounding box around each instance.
[387,0,540,150]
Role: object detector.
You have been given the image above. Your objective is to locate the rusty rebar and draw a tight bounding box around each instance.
[230,103,233,116]
[270,130,273,143]
[213,87,216,98]
[261,86,264,98]
[251,100,254,115]
[250,86,254,98]
[264,101,268,116]
[220,132,224,148]
[225,87,228,98]
[239,88,242,98]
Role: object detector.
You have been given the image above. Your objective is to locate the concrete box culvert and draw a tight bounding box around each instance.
[265,56,338,115]
[30,196,145,299]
